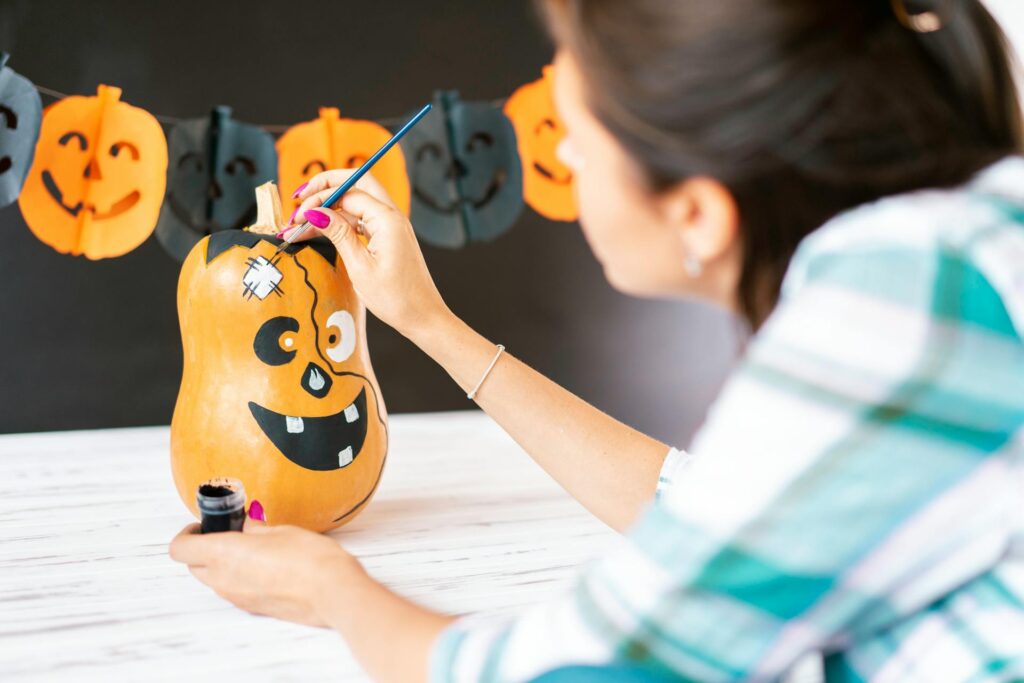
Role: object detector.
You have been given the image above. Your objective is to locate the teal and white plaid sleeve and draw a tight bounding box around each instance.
[429,158,1024,683]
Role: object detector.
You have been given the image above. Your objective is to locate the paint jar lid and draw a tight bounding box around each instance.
[196,477,246,515]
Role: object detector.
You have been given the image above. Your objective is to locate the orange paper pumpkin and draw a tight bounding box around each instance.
[277,107,410,217]
[19,84,168,259]
[170,183,388,531]
[504,66,578,222]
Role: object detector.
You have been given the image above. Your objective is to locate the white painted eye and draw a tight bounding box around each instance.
[325,310,357,363]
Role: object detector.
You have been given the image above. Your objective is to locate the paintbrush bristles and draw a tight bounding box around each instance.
[247,182,287,235]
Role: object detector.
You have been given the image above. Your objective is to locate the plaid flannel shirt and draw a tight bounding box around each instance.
[430,157,1024,683]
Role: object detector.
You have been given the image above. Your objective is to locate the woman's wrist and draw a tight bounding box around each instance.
[404,303,462,354]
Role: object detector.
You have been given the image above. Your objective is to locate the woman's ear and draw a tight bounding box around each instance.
[658,176,740,266]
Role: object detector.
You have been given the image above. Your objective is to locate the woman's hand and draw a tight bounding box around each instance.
[170,515,455,683]
[282,170,451,341]
[168,517,367,628]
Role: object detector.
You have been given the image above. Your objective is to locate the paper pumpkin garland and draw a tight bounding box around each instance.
[277,107,410,218]
[504,66,578,222]
[171,182,388,531]
[399,90,524,248]
[0,53,42,209]
[155,106,277,262]
[18,84,167,259]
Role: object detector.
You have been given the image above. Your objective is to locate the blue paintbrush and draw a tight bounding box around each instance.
[272,102,433,258]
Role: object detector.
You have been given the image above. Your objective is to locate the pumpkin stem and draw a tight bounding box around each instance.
[249,182,286,235]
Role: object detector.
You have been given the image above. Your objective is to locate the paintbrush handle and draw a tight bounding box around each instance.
[276,102,433,253]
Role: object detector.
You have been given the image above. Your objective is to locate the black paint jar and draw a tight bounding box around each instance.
[196,477,246,534]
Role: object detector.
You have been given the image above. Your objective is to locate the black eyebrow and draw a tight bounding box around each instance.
[58,131,88,150]
[0,105,16,130]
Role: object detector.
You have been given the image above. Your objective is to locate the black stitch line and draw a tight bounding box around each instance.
[292,253,389,523]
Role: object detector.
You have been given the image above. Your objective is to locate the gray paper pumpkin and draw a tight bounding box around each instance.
[399,91,523,249]
[156,106,277,262]
[0,52,42,209]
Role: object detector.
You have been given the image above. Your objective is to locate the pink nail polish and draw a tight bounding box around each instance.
[275,229,288,240]
[288,206,299,224]
[248,499,265,522]
[291,181,308,199]
[304,208,331,229]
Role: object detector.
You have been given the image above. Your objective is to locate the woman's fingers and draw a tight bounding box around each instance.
[291,169,399,211]
[298,206,373,274]
[169,522,216,566]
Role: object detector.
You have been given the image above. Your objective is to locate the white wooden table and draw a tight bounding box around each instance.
[0,411,618,681]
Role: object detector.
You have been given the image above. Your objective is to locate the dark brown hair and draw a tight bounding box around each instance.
[537,0,1023,326]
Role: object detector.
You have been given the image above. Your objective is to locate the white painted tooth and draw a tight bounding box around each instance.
[285,416,304,434]
[344,404,359,423]
[337,446,354,467]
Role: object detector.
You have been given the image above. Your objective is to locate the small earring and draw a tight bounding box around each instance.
[683,249,703,278]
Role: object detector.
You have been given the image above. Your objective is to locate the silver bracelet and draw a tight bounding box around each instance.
[467,344,505,400]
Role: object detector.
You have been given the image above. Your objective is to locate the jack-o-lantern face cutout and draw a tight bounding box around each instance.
[399,90,524,249]
[277,107,410,217]
[0,53,42,209]
[18,84,167,259]
[170,184,387,532]
[155,106,277,262]
[504,66,578,222]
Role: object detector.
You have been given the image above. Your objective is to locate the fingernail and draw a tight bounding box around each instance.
[248,499,265,522]
[291,181,308,199]
[275,229,289,240]
[304,208,331,229]
[288,206,299,225]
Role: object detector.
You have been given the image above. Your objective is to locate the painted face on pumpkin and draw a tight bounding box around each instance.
[171,229,388,531]
[504,66,579,222]
[155,106,277,262]
[399,90,524,248]
[277,107,410,217]
[18,84,167,259]
[0,52,42,209]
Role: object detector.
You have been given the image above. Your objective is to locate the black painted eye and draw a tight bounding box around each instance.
[58,131,88,150]
[328,333,338,345]
[178,152,204,172]
[0,105,17,130]
[302,159,327,175]
[225,156,256,176]
[110,141,139,160]
[465,132,493,153]
[344,155,368,169]
[416,142,443,162]
[254,316,299,366]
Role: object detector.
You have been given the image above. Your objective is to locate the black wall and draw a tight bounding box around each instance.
[0,0,739,444]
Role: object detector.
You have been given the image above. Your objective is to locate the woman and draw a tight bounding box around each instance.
[170,0,1024,680]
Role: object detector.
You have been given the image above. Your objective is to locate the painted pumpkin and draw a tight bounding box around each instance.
[504,66,578,222]
[170,182,388,532]
[0,52,43,209]
[277,107,410,217]
[399,90,524,249]
[155,106,278,262]
[18,84,168,259]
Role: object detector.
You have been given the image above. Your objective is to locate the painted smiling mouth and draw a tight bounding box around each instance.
[248,387,368,472]
[413,169,506,213]
[41,170,140,219]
